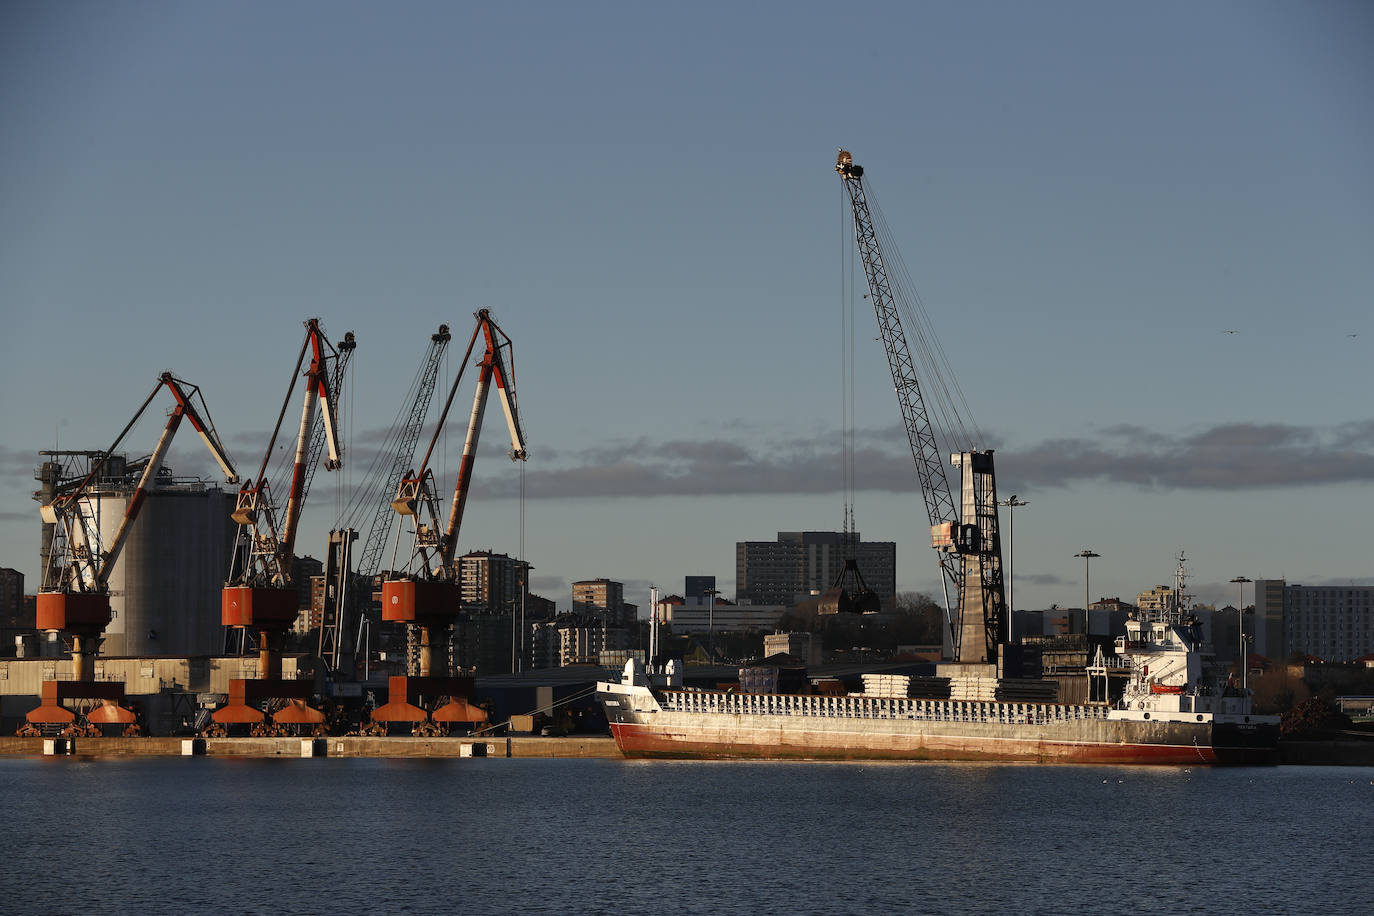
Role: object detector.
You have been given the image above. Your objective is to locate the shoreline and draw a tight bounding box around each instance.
[0,735,620,759]
[3,735,1372,764]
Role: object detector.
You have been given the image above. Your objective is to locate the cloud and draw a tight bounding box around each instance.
[10,416,1374,506]
[1005,421,1374,491]
[0,446,38,482]
[468,417,1374,500]
[1017,573,1068,587]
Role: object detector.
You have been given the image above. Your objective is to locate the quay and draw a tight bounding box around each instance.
[0,735,620,759]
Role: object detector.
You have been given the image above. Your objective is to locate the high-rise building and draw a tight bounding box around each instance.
[736,531,896,609]
[684,575,716,605]
[1282,584,1374,663]
[0,568,23,621]
[573,578,631,627]
[458,550,525,614]
[1254,578,1286,659]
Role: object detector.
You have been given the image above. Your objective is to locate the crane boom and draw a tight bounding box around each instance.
[440,310,527,567]
[317,325,451,673]
[279,319,344,562]
[227,318,350,589]
[357,325,451,579]
[299,330,356,513]
[836,150,1006,662]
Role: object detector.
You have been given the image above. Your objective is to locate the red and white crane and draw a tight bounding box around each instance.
[373,309,526,729]
[221,318,350,683]
[30,372,236,728]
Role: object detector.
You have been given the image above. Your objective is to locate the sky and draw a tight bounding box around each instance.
[2,1,1371,615]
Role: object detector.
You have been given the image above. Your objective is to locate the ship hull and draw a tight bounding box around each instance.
[600,690,1278,766]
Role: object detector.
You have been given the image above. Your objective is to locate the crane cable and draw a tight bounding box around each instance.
[332,344,432,529]
[840,184,858,555]
[863,177,984,452]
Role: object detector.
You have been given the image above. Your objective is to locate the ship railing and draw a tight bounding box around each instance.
[658,691,1113,724]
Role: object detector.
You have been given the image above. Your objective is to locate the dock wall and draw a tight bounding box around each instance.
[0,735,620,759]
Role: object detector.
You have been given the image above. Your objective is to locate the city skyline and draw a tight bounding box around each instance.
[2,2,1371,615]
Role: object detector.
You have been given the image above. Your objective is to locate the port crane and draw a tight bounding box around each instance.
[216,319,352,729]
[317,324,452,674]
[373,309,526,730]
[835,150,1008,663]
[31,372,237,727]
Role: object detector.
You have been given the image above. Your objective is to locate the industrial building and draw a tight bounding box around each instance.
[658,599,787,636]
[736,531,896,609]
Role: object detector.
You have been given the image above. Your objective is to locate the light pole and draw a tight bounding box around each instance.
[704,587,719,664]
[510,561,532,674]
[1230,575,1251,689]
[1074,550,1100,634]
[997,495,1027,642]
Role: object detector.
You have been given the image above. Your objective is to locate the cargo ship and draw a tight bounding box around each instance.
[598,580,1279,765]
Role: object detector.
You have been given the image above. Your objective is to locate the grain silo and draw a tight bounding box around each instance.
[78,466,237,657]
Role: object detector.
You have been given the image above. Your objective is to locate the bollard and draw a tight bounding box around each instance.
[43,738,74,756]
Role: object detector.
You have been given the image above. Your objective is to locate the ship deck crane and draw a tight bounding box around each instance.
[373,309,526,730]
[215,318,352,730]
[30,372,237,727]
[835,150,1008,663]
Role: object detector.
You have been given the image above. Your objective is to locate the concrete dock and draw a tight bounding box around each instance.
[0,735,621,759]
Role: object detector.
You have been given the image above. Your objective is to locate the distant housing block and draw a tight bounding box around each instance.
[736,531,896,609]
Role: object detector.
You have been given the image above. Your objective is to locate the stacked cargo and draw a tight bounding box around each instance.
[947,676,1059,702]
[948,676,999,701]
[994,679,1059,703]
[860,673,911,697]
[859,673,953,699]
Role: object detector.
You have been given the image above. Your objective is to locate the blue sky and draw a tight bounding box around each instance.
[2,1,1371,613]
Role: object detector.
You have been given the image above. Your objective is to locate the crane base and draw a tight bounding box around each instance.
[211,678,320,724]
[26,680,135,725]
[370,675,478,724]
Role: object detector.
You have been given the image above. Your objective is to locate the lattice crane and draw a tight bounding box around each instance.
[316,324,452,672]
[30,373,236,728]
[836,150,1007,662]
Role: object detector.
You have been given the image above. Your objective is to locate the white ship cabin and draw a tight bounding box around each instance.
[1111,614,1254,722]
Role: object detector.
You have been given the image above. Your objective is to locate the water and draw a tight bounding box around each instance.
[2,758,1367,915]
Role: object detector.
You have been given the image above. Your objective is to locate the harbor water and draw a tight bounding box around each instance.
[3,758,1368,915]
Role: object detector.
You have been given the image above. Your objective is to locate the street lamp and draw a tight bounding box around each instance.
[1074,550,1100,634]
[1230,576,1251,689]
[997,495,1028,642]
[510,561,532,674]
